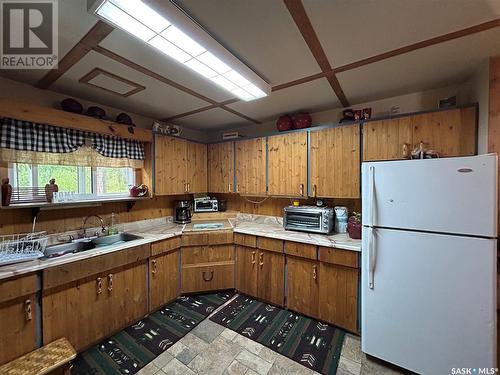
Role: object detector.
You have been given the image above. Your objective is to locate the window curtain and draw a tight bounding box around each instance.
[0,117,145,168]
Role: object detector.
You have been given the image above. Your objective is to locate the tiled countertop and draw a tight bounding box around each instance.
[0,214,361,281]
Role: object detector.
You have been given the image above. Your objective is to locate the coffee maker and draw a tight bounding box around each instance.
[174,200,192,224]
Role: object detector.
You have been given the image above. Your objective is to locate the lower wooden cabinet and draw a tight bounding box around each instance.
[43,262,148,352]
[0,295,37,365]
[181,264,234,293]
[150,250,180,311]
[286,256,319,319]
[235,246,285,307]
[318,262,359,332]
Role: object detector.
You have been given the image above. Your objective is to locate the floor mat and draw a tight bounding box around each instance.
[72,292,233,375]
[209,294,345,375]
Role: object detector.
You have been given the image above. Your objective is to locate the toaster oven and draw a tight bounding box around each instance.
[193,197,218,212]
[283,206,334,234]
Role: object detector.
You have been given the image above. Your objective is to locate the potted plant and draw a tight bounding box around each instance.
[347,211,361,239]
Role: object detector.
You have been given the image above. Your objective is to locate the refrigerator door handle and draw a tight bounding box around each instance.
[369,165,375,226]
[368,227,376,289]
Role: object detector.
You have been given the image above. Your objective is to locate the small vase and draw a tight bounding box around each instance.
[1,178,12,206]
[347,220,361,239]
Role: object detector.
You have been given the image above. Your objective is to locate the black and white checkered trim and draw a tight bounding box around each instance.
[0,117,85,153]
[91,133,145,160]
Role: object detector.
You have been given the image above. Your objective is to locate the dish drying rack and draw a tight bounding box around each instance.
[0,231,48,266]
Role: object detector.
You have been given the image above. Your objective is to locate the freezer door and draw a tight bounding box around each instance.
[362,154,497,237]
[361,227,497,374]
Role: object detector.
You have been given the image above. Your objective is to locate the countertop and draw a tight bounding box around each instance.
[0,214,361,281]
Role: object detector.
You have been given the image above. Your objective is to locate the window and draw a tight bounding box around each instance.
[8,163,134,197]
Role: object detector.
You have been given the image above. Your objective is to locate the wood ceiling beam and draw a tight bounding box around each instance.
[35,21,114,89]
[283,0,349,106]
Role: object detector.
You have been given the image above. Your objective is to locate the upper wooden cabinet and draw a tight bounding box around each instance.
[310,124,360,198]
[363,107,477,161]
[235,137,267,195]
[363,117,412,161]
[208,142,234,193]
[267,132,307,197]
[155,135,207,195]
[411,107,476,157]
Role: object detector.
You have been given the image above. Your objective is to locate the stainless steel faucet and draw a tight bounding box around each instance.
[82,215,106,238]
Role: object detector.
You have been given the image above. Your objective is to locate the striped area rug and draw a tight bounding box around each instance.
[209,294,346,375]
[72,292,233,375]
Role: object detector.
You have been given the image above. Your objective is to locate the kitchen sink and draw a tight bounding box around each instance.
[43,233,143,259]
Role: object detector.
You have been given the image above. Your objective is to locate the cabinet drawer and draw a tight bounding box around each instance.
[257,237,283,253]
[181,263,234,293]
[0,274,38,304]
[43,244,150,290]
[285,241,317,260]
[318,247,359,268]
[181,230,233,246]
[234,233,257,248]
[151,236,181,256]
[182,245,234,265]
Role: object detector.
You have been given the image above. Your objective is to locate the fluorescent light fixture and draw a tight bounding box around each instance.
[91,0,270,101]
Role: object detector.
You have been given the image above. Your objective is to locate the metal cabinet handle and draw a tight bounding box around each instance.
[228,183,232,192]
[152,259,157,275]
[107,274,113,292]
[202,271,214,282]
[25,299,32,321]
[236,184,240,193]
[259,252,264,268]
[96,277,103,295]
[312,265,317,281]
[187,182,190,192]
[299,184,304,196]
[312,184,317,198]
[251,251,256,265]
[402,143,409,158]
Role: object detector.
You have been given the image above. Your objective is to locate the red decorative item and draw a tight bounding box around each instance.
[362,107,372,120]
[129,184,149,197]
[292,112,312,129]
[347,216,362,239]
[276,115,293,132]
[354,110,362,121]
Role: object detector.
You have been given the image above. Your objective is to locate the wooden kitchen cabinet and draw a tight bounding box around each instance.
[155,135,207,194]
[267,132,307,197]
[310,124,360,198]
[0,274,38,365]
[363,117,412,161]
[208,142,234,193]
[257,250,285,306]
[287,256,319,319]
[235,137,267,195]
[150,251,179,311]
[187,141,207,193]
[235,245,258,297]
[411,107,476,157]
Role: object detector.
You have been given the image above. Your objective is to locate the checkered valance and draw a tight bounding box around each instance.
[0,117,145,162]
[91,134,145,160]
[0,117,85,153]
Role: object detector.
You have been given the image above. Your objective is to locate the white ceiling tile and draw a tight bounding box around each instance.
[175,0,320,85]
[338,28,500,105]
[50,50,207,120]
[173,107,248,130]
[304,0,500,67]
[228,78,340,122]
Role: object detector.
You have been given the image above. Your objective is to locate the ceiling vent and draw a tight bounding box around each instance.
[79,68,146,97]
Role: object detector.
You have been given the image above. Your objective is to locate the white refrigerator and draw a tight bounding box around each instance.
[361,154,498,375]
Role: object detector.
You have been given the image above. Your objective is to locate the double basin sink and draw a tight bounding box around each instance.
[43,233,143,259]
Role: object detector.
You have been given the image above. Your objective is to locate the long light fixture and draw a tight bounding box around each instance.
[89,0,269,101]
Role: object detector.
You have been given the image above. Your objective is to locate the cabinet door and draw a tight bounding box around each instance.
[318,263,359,332]
[411,107,476,157]
[0,296,37,365]
[187,141,207,193]
[310,124,360,198]
[235,137,267,195]
[150,251,179,311]
[267,132,307,196]
[208,142,234,193]
[235,246,258,297]
[43,276,107,352]
[363,118,412,161]
[106,263,148,335]
[155,135,187,195]
[257,250,285,306]
[287,257,319,319]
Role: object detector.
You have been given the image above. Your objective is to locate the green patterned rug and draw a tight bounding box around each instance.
[210,294,346,375]
[72,292,233,375]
